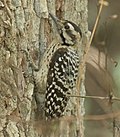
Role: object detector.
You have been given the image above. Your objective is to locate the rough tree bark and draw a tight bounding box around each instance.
[0,0,89,137]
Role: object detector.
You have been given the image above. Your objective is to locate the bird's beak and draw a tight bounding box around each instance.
[49,13,63,30]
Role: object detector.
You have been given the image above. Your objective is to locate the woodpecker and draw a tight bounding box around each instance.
[35,13,82,119]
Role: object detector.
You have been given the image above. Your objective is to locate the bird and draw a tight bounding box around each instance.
[34,13,82,119]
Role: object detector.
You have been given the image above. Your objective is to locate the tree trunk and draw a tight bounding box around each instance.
[0,0,88,137]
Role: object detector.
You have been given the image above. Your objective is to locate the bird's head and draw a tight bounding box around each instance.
[49,13,82,46]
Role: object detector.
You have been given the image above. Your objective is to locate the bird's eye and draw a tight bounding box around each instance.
[64,24,70,29]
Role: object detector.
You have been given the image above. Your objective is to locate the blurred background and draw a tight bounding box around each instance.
[85,0,120,137]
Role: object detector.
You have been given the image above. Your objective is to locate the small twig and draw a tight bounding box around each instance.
[68,94,109,100]
[75,1,106,133]
[112,97,120,101]
[67,94,120,101]
[76,0,106,94]
[85,111,120,121]
[89,0,105,46]
[84,0,105,65]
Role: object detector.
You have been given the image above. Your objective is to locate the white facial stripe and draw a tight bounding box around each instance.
[67,23,74,30]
